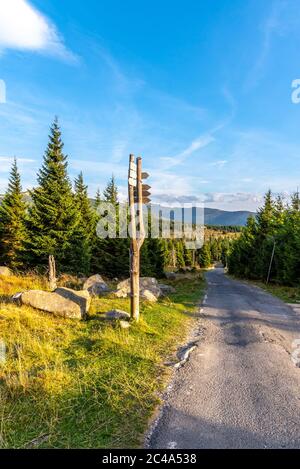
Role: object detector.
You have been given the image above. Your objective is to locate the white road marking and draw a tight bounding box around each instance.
[167,441,177,449]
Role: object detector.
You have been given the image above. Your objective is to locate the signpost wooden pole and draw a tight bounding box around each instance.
[128,154,139,321]
[128,154,148,322]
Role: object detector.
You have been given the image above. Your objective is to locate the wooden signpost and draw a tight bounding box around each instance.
[128,154,151,321]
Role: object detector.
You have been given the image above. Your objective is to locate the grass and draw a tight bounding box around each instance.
[0,272,204,448]
[246,280,300,304]
[228,272,300,304]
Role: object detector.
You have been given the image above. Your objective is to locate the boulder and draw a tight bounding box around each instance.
[83,274,110,296]
[0,266,12,277]
[19,287,90,319]
[113,277,162,300]
[102,309,130,320]
[165,272,177,280]
[141,289,158,302]
[159,284,176,295]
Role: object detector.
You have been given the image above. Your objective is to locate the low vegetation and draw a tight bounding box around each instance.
[246,280,300,304]
[0,272,204,448]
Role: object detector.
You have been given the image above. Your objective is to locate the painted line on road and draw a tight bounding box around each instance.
[167,441,177,449]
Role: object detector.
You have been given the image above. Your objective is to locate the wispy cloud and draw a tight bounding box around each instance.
[210,160,228,168]
[0,0,77,62]
[0,156,35,172]
[245,0,285,90]
[159,134,215,169]
[203,192,263,204]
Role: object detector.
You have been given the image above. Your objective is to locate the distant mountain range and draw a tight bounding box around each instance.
[0,193,254,226]
[151,205,254,226]
[203,207,254,226]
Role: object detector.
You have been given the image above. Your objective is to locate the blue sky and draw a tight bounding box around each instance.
[0,0,300,211]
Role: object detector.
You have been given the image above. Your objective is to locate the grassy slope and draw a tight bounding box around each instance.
[0,273,204,448]
[228,273,300,304]
[246,280,300,304]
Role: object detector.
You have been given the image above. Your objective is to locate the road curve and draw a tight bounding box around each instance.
[149,268,300,449]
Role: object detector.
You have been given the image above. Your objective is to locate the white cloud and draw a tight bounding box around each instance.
[0,156,35,172]
[0,0,76,61]
[159,134,215,169]
[177,135,214,160]
[210,160,227,168]
[203,192,263,204]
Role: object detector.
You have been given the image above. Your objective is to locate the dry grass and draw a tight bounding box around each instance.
[0,273,204,448]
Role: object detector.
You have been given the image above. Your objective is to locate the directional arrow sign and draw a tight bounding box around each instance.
[134,184,151,193]
[129,169,137,179]
[142,197,151,204]
[130,161,137,171]
[141,172,149,179]
[128,177,137,187]
[134,197,151,204]
[134,189,151,197]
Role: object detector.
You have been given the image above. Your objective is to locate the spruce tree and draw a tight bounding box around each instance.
[175,240,185,269]
[199,243,211,268]
[92,175,130,278]
[0,159,27,269]
[26,118,79,271]
[103,174,118,205]
[94,188,101,209]
[66,172,98,275]
[74,172,97,239]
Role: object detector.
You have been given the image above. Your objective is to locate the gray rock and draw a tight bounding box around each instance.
[83,274,110,296]
[20,288,90,319]
[103,309,130,320]
[119,320,131,329]
[141,289,158,302]
[165,272,177,280]
[114,277,162,300]
[159,284,176,295]
[0,266,12,277]
[111,288,128,298]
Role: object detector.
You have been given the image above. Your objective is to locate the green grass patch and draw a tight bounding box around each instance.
[247,280,300,304]
[0,273,204,448]
[228,273,300,304]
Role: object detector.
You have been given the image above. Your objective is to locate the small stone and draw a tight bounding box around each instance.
[104,309,130,320]
[119,320,130,329]
[165,272,177,280]
[0,266,12,277]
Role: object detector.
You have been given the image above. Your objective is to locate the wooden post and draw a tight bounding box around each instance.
[48,255,57,291]
[128,155,146,322]
[128,155,139,321]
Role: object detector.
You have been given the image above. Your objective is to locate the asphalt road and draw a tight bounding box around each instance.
[149,268,300,449]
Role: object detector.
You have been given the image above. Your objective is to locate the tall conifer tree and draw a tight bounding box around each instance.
[103,175,118,204]
[26,118,79,271]
[0,158,27,268]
